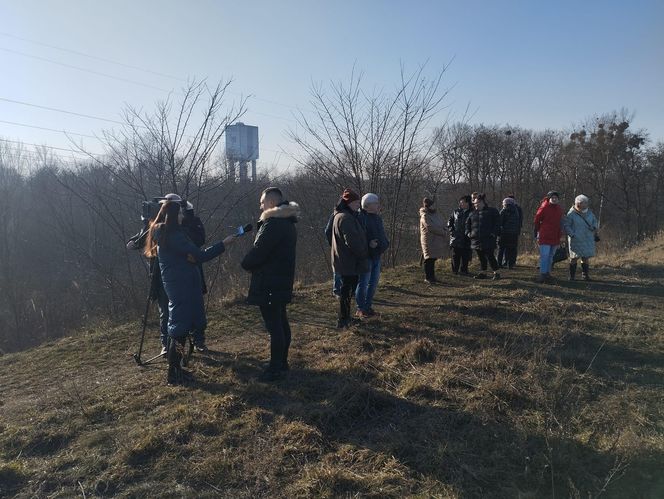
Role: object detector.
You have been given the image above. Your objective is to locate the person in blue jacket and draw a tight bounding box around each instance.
[144,200,236,385]
[355,193,390,317]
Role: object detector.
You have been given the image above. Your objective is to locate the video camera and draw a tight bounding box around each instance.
[141,197,166,222]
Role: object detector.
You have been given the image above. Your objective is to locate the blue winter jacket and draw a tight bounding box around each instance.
[358,210,390,259]
[156,226,225,338]
[563,207,598,258]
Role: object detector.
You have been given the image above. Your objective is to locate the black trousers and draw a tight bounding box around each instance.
[339,275,359,323]
[259,304,291,370]
[476,249,499,272]
[424,258,437,281]
[451,248,471,273]
[498,246,519,268]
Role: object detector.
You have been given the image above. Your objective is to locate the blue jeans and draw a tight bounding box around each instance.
[539,244,558,274]
[356,258,381,312]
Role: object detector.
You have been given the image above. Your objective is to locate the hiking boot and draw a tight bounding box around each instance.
[460,270,471,276]
[569,262,577,281]
[492,272,501,280]
[424,278,438,285]
[581,263,591,281]
[536,274,546,284]
[368,308,380,317]
[336,318,350,329]
[355,309,371,319]
[474,273,487,280]
[544,273,555,284]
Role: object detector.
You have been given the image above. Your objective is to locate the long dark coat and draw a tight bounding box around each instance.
[466,206,501,251]
[157,226,225,338]
[448,207,473,249]
[332,204,369,275]
[499,204,521,249]
[241,202,299,306]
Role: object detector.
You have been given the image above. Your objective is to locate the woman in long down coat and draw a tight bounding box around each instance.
[563,194,599,281]
[498,197,522,269]
[145,200,236,385]
[533,191,564,283]
[419,197,447,284]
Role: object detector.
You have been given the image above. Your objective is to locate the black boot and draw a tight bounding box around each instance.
[581,263,590,281]
[337,295,351,328]
[569,262,577,281]
[167,337,186,385]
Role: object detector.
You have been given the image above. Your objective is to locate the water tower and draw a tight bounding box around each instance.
[225,122,259,182]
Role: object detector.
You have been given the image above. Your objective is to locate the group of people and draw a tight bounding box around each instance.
[127,185,599,386]
[325,189,390,328]
[420,190,599,284]
[128,188,299,385]
[421,192,524,282]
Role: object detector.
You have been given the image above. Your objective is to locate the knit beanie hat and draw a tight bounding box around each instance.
[341,188,360,203]
[546,190,560,199]
[361,193,379,208]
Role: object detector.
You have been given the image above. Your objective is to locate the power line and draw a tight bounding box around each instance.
[0,46,171,93]
[0,119,101,140]
[0,138,103,157]
[0,31,187,82]
[0,96,126,125]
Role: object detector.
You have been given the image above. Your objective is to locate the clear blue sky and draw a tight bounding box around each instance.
[1,0,662,171]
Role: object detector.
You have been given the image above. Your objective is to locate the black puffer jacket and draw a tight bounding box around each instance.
[465,206,501,250]
[448,207,473,249]
[500,204,521,236]
[241,201,299,306]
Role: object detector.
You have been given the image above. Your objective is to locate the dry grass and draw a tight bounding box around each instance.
[1,236,663,498]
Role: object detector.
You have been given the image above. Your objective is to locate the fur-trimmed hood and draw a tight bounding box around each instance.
[260,201,300,222]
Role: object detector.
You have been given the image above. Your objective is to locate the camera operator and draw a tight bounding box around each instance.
[180,201,209,352]
[144,200,237,386]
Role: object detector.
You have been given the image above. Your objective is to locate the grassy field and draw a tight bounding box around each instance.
[1,238,663,498]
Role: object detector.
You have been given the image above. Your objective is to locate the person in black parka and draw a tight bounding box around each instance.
[465,193,501,280]
[447,195,473,275]
[241,187,299,382]
[145,200,237,385]
[498,197,522,270]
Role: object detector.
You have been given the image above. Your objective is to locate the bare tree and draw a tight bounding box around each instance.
[288,63,453,264]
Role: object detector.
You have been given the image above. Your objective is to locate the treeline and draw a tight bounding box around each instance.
[1,74,663,353]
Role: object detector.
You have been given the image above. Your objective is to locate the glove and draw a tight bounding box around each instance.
[533,230,538,239]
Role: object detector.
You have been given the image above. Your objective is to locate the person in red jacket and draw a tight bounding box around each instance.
[533,191,564,283]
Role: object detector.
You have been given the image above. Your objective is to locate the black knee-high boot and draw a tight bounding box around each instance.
[569,261,577,281]
[581,262,590,281]
[167,336,186,385]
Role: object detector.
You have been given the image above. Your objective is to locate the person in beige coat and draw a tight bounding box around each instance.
[419,197,446,283]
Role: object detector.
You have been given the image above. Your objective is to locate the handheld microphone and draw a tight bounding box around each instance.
[235,224,253,237]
